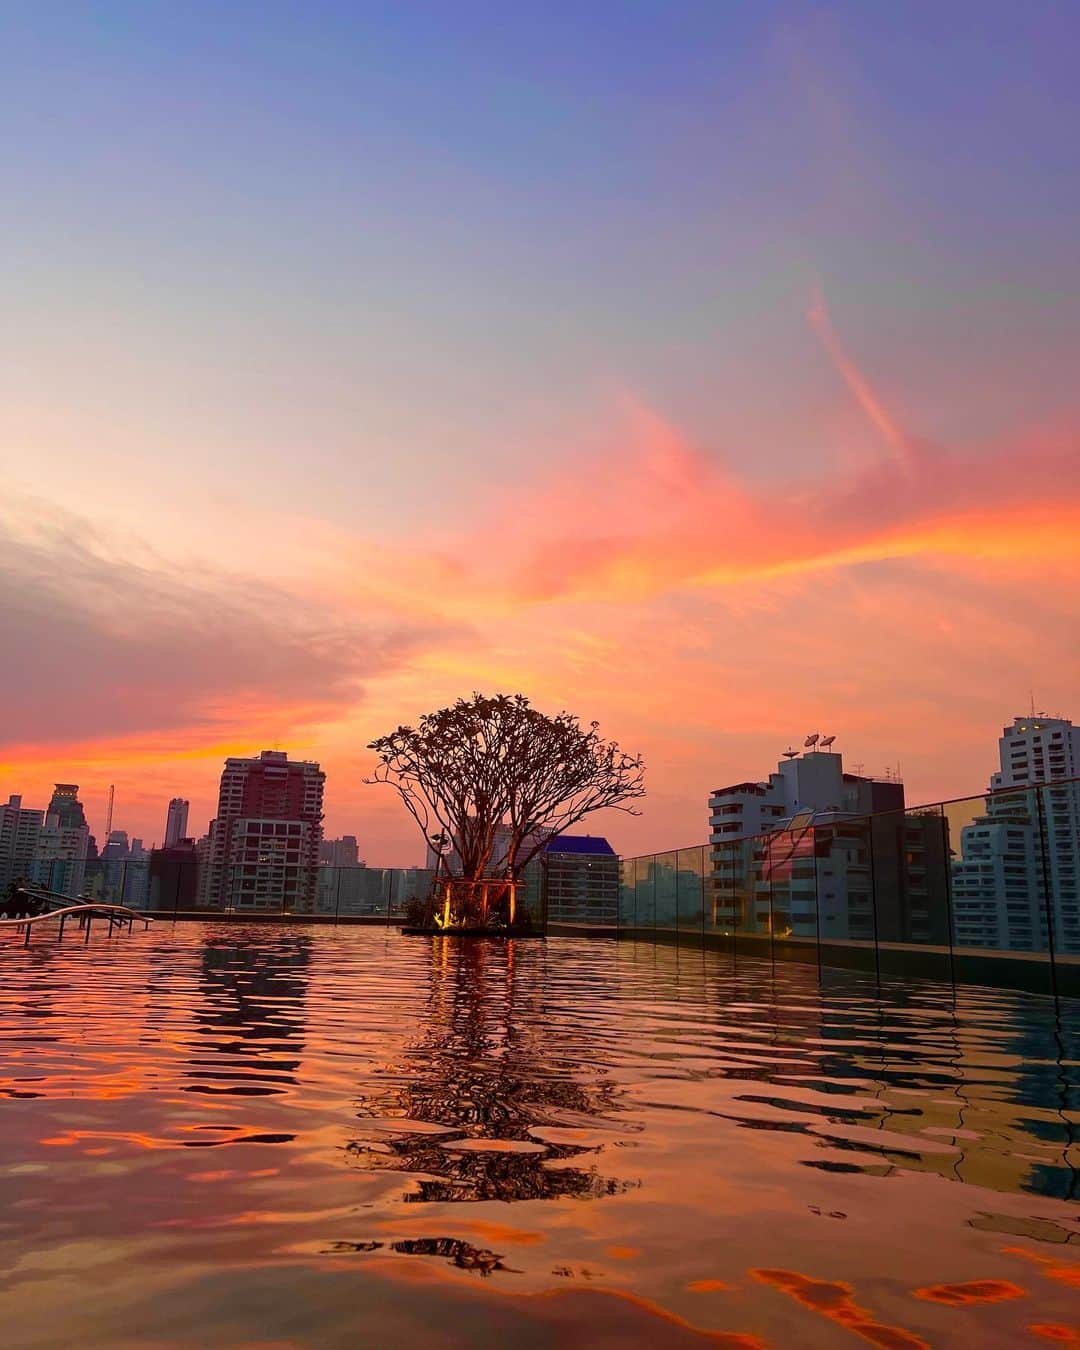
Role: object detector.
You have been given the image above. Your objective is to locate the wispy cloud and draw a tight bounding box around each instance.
[0,502,443,750]
[461,301,1080,605]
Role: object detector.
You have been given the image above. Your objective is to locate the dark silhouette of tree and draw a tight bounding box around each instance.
[365,693,645,885]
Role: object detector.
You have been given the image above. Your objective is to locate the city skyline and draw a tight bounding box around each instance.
[2,5,1078,862]
[2,709,1076,871]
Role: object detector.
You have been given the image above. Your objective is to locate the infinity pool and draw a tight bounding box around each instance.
[1,924,1077,1347]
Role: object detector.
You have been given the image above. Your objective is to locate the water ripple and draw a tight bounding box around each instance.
[1,923,1078,1347]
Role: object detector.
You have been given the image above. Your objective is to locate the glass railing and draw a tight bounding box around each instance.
[4,859,561,927]
[0,862,436,920]
[619,777,1080,999]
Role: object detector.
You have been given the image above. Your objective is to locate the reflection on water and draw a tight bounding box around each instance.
[347,940,630,1203]
[0,924,1078,1348]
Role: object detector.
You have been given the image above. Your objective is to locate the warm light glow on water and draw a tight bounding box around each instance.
[1,925,1078,1346]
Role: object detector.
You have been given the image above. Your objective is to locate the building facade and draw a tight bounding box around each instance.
[312,864,433,916]
[541,835,619,925]
[319,835,360,867]
[149,839,200,911]
[31,815,90,898]
[200,750,325,911]
[2,785,97,900]
[164,798,190,848]
[705,747,953,944]
[0,795,43,890]
[709,749,904,849]
[950,715,1080,955]
[46,783,90,831]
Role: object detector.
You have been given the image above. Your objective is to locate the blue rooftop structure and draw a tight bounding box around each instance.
[545,835,616,856]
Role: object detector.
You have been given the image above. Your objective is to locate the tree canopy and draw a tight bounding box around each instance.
[366,693,645,882]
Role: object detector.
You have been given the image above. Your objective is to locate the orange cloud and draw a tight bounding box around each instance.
[3,303,1078,857]
[489,413,1079,606]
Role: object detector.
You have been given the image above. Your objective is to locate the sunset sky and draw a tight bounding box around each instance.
[2,2,1078,861]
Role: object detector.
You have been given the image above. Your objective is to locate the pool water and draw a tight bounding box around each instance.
[1,924,1077,1347]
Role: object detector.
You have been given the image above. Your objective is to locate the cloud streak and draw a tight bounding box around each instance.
[461,302,1080,606]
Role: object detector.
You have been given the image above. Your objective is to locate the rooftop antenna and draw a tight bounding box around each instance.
[104,784,115,840]
[782,746,799,759]
[804,732,820,748]
[1030,689,1036,717]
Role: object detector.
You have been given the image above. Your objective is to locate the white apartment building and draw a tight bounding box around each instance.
[707,745,940,944]
[0,795,43,889]
[951,715,1080,955]
[30,813,90,899]
[709,747,904,847]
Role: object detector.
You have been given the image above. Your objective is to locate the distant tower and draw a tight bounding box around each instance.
[48,783,89,830]
[104,784,115,841]
[164,797,190,848]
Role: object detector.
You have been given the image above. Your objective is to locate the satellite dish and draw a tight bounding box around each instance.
[782,746,799,759]
[820,735,836,748]
[804,733,820,747]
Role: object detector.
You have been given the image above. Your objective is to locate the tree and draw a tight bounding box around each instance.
[365,693,645,889]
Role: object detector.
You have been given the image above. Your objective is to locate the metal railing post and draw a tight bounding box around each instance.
[1035,785,1060,1010]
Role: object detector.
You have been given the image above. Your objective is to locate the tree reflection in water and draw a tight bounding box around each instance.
[346,938,634,1203]
[326,1237,516,1275]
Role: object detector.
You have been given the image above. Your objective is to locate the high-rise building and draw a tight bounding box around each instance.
[85,828,132,906]
[149,838,200,911]
[0,795,43,889]
[200,750,325,911]
[541,835,619,925]
[40,784,97,897]
[101,830,130,860]
[47,783,89,831]
[31,811,90,898]
[164,798,190,848]
[951,715,1080,955]
[319,835,360,867]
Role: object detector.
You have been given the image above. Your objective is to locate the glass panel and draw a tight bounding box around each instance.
[147,857,199,912]
[618,858,637,928]
[812,818,875,950]
[765,818,817,951]
[943,787,1054,997]
[654,851,678,931]
[868,805,952,953]
[676,846,705,937]
[1039,780,1080,962]
[736,833,769,962]
[542,847,615,927]
[119,861,150,911]
[635,855,656,930]
[709,835,750,941]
